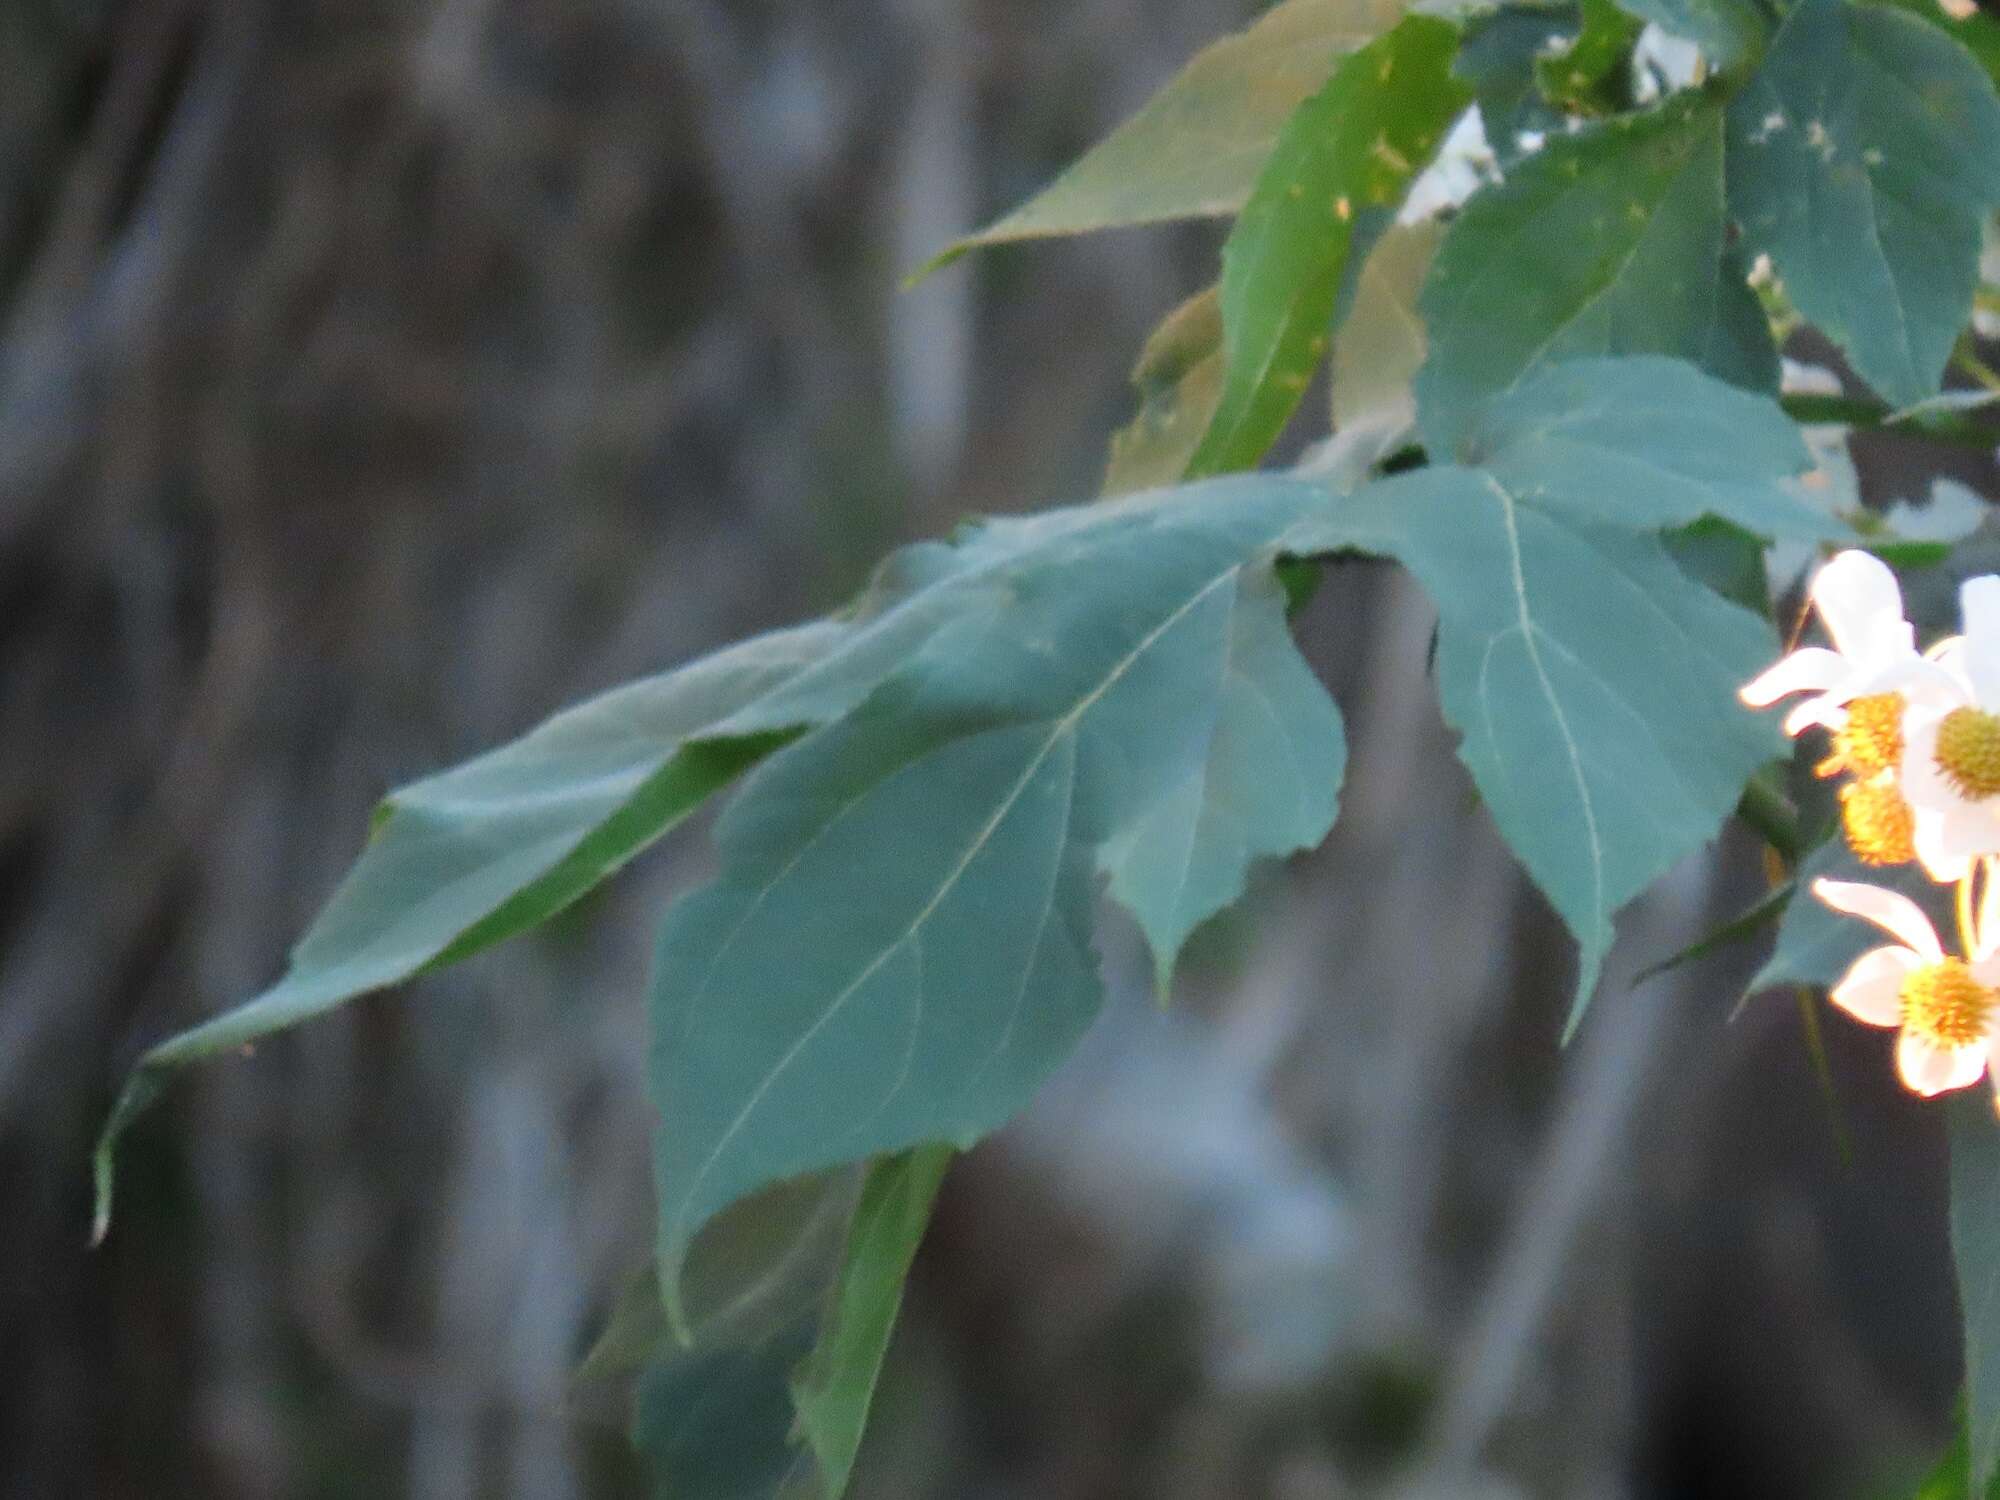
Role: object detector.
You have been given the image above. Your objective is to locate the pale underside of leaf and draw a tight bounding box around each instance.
[1332,217,1441,434]
[1104,286,1226,495]
[919,0,1406,271]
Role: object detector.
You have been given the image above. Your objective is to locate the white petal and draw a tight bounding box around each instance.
[1933,799,2000,861]
[1740,647,1848,708]
[1902,712,1965,819]
[1810,878,1944,961]
[1897,1031,1989,1096]
[1779,658,1958,735]
[1783,692,1851,736]
[1829,946,1920,1026]
[1980,864,2000,961]
[1914,804,1974,883]
[1813,551,1912,664]
[1960,576,2000,705]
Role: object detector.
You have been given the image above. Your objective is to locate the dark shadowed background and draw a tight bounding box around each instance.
[3,3,1994,1497]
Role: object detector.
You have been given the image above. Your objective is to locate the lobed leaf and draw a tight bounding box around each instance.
[1416,94,1778,454]
[1099,562,1344,994]
[1183,14,1469,476]
[919,0,1405,271]
[648,476,1345,1316]
[1726,0,2000,409]
[1296,356,1822,1031]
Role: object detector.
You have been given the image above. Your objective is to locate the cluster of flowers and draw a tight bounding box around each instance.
[1744,551,2000,1101]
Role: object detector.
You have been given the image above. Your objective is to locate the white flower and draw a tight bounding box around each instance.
[1903,576,2000,867]
[1740,550,1967,879]
[1814,877,2000,1098]
[1739,550,1937,735]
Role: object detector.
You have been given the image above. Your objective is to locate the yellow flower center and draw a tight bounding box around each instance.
[1935,707,2000,799]
[1839,775,1915,866]
[1817,692,1905,779]
[1900,958,1997,1049]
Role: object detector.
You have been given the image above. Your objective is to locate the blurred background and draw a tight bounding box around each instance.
[4,2,1997,1496]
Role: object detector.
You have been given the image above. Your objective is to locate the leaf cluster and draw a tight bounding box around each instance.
[91,0,2000,1490]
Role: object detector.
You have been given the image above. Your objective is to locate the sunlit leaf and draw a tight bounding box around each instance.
[1183,14,1469,475]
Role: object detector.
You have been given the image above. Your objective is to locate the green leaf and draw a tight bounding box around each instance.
[1745,836,1943,995]
[1184,14,1470,477]
[1331,218,1442,435]
[1455,3,1580,162]
[1098,562,1344,993]
[1904,1396,2000,1500]
[92,623,845,1242]
[635,1323,820,1500]
[97,461,1326,1237]
[648,475,1344,1316]
[1609,0,1768,71]
[1953,1094,2000,1496]
[1726,0,2000,409]
[1535,0,1643,114]
[1104,287,1225,496]
[1416,94,1779,454]
[1630,878,1795,986]
[1875,0,2000,93]
[791,1145,951,1494]
[613,1151,943,1500]
[1294,356,1816,1031]
[577,1171,863,1404]
[919,0,1407,272]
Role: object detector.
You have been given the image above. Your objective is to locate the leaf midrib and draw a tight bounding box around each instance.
[664,564,1248,1262]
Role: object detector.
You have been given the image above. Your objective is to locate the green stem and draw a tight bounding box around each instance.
[1780,393,1997,448]
[1954,342,2000,396]
[1736,766,1805,866]
[1796,986,1853,1166]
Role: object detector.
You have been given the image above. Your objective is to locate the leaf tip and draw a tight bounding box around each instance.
[902,243,969,289]
[88,1072,162,1249]
[1559,941,1608,1045]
